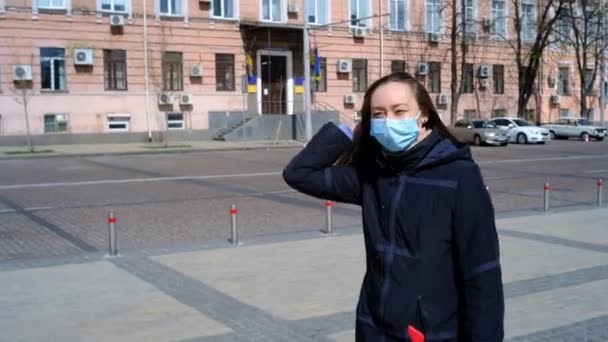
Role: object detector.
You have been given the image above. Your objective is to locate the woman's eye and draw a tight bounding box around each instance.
[396,110,407,115]
[373,113,385,118]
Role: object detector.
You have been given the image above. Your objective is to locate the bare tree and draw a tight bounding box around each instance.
[507,0,567,118]
[557,0,608,118]
[449,0,471,124]
[11,55,36,152]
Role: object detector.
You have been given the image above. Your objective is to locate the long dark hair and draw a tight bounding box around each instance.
[338,72,461,166]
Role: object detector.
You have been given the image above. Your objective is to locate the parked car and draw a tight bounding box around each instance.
[541,118,606,141]
[450,119,509,146]
[489,117,551,144]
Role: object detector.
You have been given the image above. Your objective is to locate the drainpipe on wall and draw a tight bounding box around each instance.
[143,0,153,142]
[379,0,384,78]
[303,0,312,141]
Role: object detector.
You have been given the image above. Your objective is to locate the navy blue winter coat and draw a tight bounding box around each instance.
[283,122,504,341]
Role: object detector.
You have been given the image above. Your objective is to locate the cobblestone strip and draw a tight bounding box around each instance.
[507,315,608,342]
[499,229,608,254]
[0,194,97,253]
[111,256,332,342]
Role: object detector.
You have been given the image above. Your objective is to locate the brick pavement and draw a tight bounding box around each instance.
[1,208,607,341]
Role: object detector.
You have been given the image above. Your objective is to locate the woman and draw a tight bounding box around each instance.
[283,72,504,341]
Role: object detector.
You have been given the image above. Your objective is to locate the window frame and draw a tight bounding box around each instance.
[211,0,237,19]
[557,66,570,96]
[159,0,184,16]
[38,0,66,10]
[104,49,128,91]
[40,48,67,92]
[463,63,474,94]
[307,0,330,25]
[352,59,368,93]
[493,64,505,94]
[428,61,441,94]
[425,0,442,34]
[162,51,184,92]
[167,112,186,130]
[463,0,476,39]
[215,53,236,91]
[99,0,128,13]
[388,0,409,31]
[261,0,285,22]
[520,1,536,43]
[107,114,131,132]
[349,0,372,28]
[390,60,406,74]
[491,0,507,39]
[43,114,69,133]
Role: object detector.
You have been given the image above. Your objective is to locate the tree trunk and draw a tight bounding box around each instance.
[449,0,459,124]
[22,90,34,153]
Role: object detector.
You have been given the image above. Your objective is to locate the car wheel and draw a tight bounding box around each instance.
[517,133,528,144]
[549,131,556,140]
[581,132,590,141]
[474,135,482,146]
[596,137,604,142]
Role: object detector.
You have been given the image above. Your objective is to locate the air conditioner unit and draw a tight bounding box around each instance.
[428,32,441,42]
[481,18,491,31]
[344,94,356,105]
[478,65,491,78]
[74,48,94,66]
[437,94,449,105]
[479,78,490,89]
[13,64,32,81]
[353,27,367,38]
[416,63,429,76]
[180,93,193,105]
[159,92,173,105]
[110,14,125,27]
[287,3,298,13]
[337,59,352,73]
[190,66,203,77]
[551,95,561,105]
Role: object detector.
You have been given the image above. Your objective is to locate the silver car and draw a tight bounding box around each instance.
[450,119,509,146]
[541,118,606,141]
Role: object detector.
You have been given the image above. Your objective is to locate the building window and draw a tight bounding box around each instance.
[428,62,441,93]
[391,60,406,73]
[464,109,476,119]
[560,108,571,117]
[521,2,536,42]
[262,0,283,21]
[350,0,370,27]
[212,0,234,18]
[425,0,442,33]
[38,0,65,9]
[524,109,535,122]
[215,54,235,91]
[389,0,408,31]
[491,0,506,38]
[352,59,367,92]
[308,0,328,25]
[493,64,504,94]
[160,0,183,16]
[162,52,183,91]
[463,63,474,93]
[556,11,570,44]
[101,0,126,12]
[167,113,185,130]
[464,0,475,38]
[492,109,506,117]
[107,114,130,132]
[104,50,127,91]
[44,114,68,133]
[558,66,570,95]
[312,57,327,92]
[40,48,66,91]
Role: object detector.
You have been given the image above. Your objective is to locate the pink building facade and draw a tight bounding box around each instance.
[0,0,606,143]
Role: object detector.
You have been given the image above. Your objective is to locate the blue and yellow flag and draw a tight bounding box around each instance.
[310,48,322,81]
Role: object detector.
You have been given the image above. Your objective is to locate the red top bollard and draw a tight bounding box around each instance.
[230,207,238,215]
[598,179,604,187]
[108,217,117,224]
[544,182,551,191]
[325,200,333,208]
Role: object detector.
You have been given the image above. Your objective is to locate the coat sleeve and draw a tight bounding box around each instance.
[452,163,504,342]
[282,122,362,205]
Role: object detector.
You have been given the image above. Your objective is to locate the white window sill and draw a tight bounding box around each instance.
[100,10,129,15]
[210,15,238,22]
[37,7,68,12]
[159,13,185,19]
[260,18,286,23]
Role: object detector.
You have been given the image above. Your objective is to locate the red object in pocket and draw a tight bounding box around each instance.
[408,325,425,342]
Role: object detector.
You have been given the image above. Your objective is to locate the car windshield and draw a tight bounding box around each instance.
[472,121,496,128]
[513,119,532,126]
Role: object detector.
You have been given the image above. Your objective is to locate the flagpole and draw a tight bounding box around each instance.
[303,3,313,142]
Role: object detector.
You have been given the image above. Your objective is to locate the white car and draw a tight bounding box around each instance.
[489,117,551,144]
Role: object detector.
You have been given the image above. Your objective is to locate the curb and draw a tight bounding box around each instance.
[0,143,304,160]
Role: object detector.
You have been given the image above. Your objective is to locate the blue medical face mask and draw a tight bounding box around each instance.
[370,112,421,152]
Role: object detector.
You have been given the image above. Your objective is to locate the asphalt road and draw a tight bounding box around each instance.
[1,139,607,261]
